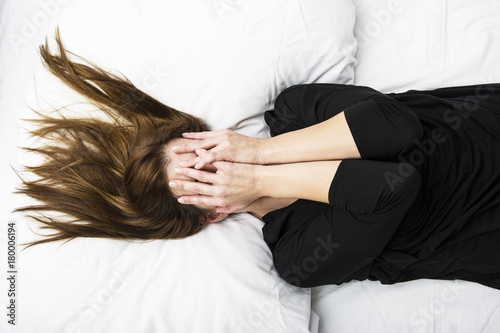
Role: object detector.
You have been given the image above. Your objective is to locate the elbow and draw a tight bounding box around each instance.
[382,162,422,213]
[397,113,424,150]
[346,97,424,159]
[266,85,306,136]
[376,96,423,151]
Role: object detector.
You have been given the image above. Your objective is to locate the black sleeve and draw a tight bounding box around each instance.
[262,159,421,287]
[265,84,424,159]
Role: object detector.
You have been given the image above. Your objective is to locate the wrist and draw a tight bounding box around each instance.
[253,164,270,198]
[256,136,288,165]
[254,164,289,199]
[253,161,340,203]
[255,137,270,165]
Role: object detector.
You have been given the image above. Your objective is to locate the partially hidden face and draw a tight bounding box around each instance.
[164,138,227,223]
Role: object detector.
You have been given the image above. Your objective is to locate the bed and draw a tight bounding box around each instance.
[1,0,500,332]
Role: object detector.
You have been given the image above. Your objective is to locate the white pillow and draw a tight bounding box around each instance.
[16,215,314,333]
[353,0,500,92]
[52,0,357,137]
[1,0,357,332]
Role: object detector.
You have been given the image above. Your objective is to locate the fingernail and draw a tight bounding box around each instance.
[174,168,182,174]
[178,198,185,204]
[179,161,187,166]
[172,146,180,152]
[194,163,201,169]
[195,149,201,155]
[168,181,177,188]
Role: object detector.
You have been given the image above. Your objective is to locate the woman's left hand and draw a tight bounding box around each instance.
[169,161,263,213]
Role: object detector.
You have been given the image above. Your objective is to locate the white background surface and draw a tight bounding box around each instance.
[1,0,500,332]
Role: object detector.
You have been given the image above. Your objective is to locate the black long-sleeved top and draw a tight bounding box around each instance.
[262,83,500,290]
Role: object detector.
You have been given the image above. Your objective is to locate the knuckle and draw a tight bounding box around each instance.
[190,197,201,205]
[194,198,205,206]
[196,172,206,183]
[179,197,190,204]
[207,151,216,160]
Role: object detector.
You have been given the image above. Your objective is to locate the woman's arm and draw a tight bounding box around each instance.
[173,158,422,288]
[175,115,356,167]
[258,112,359,164]
[263,159,422,287]
[175,84,423,168]
[169,160,341,213]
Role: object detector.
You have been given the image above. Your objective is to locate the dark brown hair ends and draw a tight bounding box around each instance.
[15,28,211,248]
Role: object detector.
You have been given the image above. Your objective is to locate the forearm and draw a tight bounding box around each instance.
[255,160,342,204]
[262,85,424,164]
[171,160,338,212]
[259,112,360,164]
[178,87,423,168]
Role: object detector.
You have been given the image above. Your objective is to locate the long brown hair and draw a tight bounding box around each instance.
[15,29,211,248]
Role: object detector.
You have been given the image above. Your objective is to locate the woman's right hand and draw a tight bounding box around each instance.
[172,129,264,169]
[171,160,263,212]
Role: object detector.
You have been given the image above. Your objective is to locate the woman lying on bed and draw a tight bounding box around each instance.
[171,82,500,290]
[18,31,500,290]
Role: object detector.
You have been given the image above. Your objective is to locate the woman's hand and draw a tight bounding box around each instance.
[171,158,341,213]
[169,161,264,213]
[171,130,264,170]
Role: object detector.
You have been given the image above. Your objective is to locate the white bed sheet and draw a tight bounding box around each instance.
[311,1,500,332]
